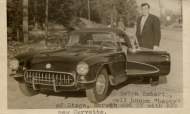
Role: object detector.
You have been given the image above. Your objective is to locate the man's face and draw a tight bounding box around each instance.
[141,5,149,16]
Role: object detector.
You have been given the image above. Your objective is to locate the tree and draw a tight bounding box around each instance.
[86,0,139,26]
[7,0,23,41]
[7,0,139,42]
[48,0,75,27]
[23,0,29,42]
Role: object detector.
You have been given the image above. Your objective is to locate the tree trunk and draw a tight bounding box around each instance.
[34,0,38,30]
[87,0,91,21]
[45,0,49,39]
[23,0,29,42]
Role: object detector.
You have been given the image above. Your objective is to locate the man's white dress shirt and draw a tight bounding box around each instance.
[140,15,149,34]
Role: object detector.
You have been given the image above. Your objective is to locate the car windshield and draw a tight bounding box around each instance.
[67,32,118,49]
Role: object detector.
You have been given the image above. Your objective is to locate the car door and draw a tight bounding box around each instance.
[110,52,126,75]
[109,33,127,84]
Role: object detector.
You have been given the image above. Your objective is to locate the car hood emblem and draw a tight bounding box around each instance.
[46,63,51,69]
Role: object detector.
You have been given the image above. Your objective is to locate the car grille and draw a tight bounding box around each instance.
[24,70,76,92]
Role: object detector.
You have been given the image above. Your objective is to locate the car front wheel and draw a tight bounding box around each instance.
[19,83,38,96]
[86,68,109,103]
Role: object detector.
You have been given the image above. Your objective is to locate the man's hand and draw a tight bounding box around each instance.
[153,45,159,51]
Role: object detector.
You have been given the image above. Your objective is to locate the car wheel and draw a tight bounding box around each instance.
[86,68,109,103]
[19,83,38,96]
[150,76,159,86]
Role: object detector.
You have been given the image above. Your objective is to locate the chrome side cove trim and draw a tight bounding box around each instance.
[127,61,160,75]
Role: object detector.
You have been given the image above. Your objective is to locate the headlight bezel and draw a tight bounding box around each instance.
[76,62,89,76]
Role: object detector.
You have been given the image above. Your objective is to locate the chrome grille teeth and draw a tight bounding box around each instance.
[42,72,44,81]
[63,74,66,84]
[66,75,68,85]
[40,72,42,79]
[69,76,71,84]
[52,73,54,84]
[34,72,37,83]
[24,70,74,86]
[48,73,50,80]
[48,73,51,84]
[59,74,61,81]
[37,72,40,83]
[44,72,47,80]
[29,71,31,82]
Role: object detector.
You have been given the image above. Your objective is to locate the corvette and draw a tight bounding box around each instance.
[9,28,170,103]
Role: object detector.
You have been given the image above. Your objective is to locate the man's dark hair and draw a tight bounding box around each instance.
[141,3,150,8]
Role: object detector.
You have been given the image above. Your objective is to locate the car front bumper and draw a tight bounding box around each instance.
[17,69,96,92]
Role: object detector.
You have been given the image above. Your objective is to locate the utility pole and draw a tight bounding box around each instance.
[45,0,49,39]
[23,0,29,42]
[87,0,91,21]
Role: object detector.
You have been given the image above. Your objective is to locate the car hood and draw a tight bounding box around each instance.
[30,47,115,72]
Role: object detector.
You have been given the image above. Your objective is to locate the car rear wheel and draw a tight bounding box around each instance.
[19,83,38,96]
[86,68,109,103]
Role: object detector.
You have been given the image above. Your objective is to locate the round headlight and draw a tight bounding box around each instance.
[76,62,89,75]
[9,59,19,70]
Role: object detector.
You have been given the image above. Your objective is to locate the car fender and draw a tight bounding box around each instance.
[82,55,114,83]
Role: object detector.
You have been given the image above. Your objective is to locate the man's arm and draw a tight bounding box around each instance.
[153,16,161,47]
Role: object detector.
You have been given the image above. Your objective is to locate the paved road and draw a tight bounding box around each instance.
[7,28,183,108]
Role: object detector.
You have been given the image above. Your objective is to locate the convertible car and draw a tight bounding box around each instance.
[9,28,170,103]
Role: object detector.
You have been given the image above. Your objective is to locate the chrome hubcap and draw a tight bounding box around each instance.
[96,74,106,95]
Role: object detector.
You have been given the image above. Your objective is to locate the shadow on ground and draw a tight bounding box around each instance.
[39,76,167,99]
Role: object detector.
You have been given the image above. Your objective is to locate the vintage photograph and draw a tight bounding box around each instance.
[7,0,183,108]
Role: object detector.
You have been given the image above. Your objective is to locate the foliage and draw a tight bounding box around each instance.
[7,0,139,41]
[7,0,23,40]
[48,0,75,27]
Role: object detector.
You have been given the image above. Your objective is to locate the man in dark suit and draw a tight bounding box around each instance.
[136,3,161,50]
